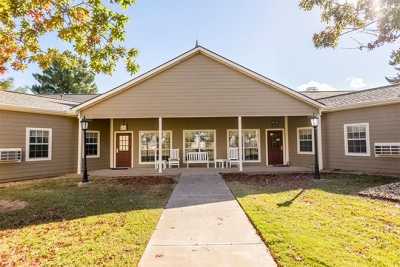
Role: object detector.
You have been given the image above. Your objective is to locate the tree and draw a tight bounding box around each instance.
[31,59,97,94]
[0,0,139,75]
[0,78,14,91]
[0,77,29,92]
[299,0,400,82]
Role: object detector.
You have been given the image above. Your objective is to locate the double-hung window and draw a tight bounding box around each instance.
[183,130,216,161]
[344,123,370,156]
[227,129,260,162]
[139,131,172,163]
[26,128,52,161]
[297,127,314,154]
[85,131,100,158]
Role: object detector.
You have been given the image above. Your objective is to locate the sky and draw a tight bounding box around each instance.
[4,0,398,93]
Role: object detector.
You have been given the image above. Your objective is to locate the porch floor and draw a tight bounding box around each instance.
[90,166,311,177]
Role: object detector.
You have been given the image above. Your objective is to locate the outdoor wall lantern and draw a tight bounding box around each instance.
[310,113,320,179]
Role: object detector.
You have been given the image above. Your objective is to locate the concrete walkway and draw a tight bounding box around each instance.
[139,173,276,267]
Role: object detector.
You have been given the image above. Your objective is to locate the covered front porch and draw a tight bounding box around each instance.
[78,116,323,174]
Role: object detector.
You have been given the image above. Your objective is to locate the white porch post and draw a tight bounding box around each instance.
[77,113,82,174]
[317,113,323,170]
[158,117,163,173]
[109,118,114,169]
[284,116,290,165]
[238,116,243,172]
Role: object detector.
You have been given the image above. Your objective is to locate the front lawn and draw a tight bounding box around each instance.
[224,173,400,267]
[0,175,175,266]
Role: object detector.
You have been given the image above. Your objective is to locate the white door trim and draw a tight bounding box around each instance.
[114,131,134,168]
[265,128,286,166]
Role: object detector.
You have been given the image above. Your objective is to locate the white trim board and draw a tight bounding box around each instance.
[73,46,324,112]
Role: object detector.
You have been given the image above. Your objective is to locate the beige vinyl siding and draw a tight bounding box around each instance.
[82,54,317,118]
[86,119,110,171]
[288,116,314,168]
[323,103,400,174]
[0,110,78,181]
[112,116,311,168]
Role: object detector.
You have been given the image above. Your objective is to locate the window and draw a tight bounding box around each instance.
[227,129,260,162]
[183,130,216,161]
[85,131,100,158]
[139,131,172,163]
[26,128,52,161]
[297,127,314,154]
[344,123,370,156]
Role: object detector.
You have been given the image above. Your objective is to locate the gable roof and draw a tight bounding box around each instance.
[320,84,400,111]
[0,91,75,116]
[73,46,324,112]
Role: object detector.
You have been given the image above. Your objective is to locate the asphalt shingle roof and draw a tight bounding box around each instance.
[318,84,400,108]
[300,91,354,100]
[40,94,99,104]
[0,91,73,113]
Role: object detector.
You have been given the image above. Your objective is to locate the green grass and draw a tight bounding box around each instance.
[225,174,400,267]
[0,176,175,266]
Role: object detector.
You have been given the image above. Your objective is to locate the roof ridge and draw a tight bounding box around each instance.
[318,83,400,100]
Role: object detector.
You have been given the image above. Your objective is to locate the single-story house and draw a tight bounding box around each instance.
[1,45,399,181]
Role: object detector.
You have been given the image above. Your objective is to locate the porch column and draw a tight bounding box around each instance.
[317,113,323,170]
[77,113,82,174]
[238,116,243,172]
[284,116,289,165]
[158,117,163,173]
[109,119,114,168]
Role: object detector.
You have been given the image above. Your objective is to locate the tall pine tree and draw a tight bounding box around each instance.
[31,60,97,94]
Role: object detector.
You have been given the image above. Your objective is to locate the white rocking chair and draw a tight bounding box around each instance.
[228,147,241,168]
[168,149,180,168]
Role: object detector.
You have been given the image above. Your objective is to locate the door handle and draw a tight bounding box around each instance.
[116,148,119,153]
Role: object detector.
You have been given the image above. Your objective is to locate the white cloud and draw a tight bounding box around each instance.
[297,81,338,91]
[347,77,367,89]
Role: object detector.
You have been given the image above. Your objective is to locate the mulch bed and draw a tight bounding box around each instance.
[221,173,314,187]
[97,176,177,186]
[359,182,400,202]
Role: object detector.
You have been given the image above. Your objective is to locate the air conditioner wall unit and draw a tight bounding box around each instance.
[0,148,22,163]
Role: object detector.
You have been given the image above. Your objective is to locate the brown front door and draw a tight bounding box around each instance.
[116,133,131,168]
[267,130,284,165]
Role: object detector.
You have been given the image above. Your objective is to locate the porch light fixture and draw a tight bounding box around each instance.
[310,113,320,179]
[80,116,90,183]
[120,120,127,131]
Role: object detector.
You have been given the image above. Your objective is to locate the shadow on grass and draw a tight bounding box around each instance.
[0,176,176,231]
[277,189,306,207]
[222,172,400,205]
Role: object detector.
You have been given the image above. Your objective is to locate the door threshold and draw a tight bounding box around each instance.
[111,167,129,170]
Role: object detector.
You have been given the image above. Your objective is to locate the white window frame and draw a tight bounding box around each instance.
[297,127,314,155]
[85,130,100,158]
[183,129,217,163]
[227,129,261,163]
[26,128,52,161]
[138,130,173,164]
[344,122,371,157]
